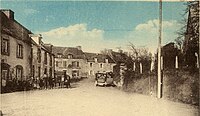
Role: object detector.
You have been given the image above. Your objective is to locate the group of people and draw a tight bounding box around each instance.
[1,78,33,93]
[34,74,71,90]
[1,74,71,93]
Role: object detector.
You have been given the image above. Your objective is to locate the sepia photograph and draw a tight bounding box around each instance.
[0,0,199,116]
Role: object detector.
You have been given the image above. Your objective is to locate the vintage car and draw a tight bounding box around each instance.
[95,72,114,87]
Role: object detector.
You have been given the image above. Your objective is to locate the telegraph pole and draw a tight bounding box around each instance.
[198,0,200,111]
[157,0,162,98]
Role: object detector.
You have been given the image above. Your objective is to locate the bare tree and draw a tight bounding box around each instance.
[128,42,152,61]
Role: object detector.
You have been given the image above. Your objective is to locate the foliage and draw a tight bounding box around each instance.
[176,1,199,70]
[128,42,152,61]
[123,69,199,106]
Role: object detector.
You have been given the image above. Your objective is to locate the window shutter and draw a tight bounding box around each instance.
[16,44,18,58]
[8,39,10,56]
[22,45,23,59]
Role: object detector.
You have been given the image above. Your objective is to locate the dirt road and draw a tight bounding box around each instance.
[0,78,198,116]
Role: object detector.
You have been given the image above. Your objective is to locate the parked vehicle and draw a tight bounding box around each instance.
[105,72,114,86]
[95,72,114,87]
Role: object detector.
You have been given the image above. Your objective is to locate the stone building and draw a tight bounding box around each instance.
[84,52,115,77]
[53,46,86,79]
[161,42,181,70]
[53,46,115,79]
[1,9,32,83]
[30,34,55,80]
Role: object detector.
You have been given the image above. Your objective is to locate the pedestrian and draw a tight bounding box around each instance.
[39,78,44,89]
[49,77,53,89]
[33,79,37,89]
[43,74,48,89]
[66,74,71,88]
[61,75,64,88]
[1,79,6,93]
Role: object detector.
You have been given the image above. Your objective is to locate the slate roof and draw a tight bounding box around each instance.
[0,10,32,44]
[84,52,115,63]
[108,51,129,64]
[52,46,84,59]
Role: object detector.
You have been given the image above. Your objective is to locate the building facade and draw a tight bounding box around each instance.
[30,34,55,80]
[1,10,32,83]
[53,46,86,79]
[84,53,115,77]
[53,46,116,78]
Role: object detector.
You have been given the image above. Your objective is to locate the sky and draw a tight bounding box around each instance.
[0,1,187,53]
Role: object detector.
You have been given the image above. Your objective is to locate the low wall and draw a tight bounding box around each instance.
[123,70,199,105]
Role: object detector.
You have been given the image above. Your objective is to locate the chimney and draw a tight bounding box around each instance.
[76,46,82,50]
[1,9,14,20]
[94,58,98,63]
[29,34,42,45]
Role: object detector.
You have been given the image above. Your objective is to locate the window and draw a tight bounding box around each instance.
[49,68,52,77]
[56,61,59,67]
[89,70,93,75]
[1,38,9,55]
[58,61,62,67]
[72,61,76,67]
[68,54,73,59]
[32,65,35,77]
[16,65,23,80]
[77,62,79,67]
[58,54,62,58]
[90,63,92,67]
[100,64,103,68]
[44,52,47,64]
[17,44,23,58]
[37,48,41,63]
[49,55,52,66]
[63,61,67,68]
[2,70,8,80]
[44,68,47,74]
[38,67,41,78]
[56,61,62,67]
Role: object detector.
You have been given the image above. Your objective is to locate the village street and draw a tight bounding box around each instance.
[0,78,198,116]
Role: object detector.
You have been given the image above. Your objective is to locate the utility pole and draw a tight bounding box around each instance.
[157,0,162,99]
[198,1,200,111]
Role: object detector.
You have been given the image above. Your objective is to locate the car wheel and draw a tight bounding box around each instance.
[95,81,98,86]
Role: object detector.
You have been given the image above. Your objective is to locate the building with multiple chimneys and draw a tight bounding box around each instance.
[30,34,55,81]
[84,52,115,77]
[1,9,33,82]
[52,46,116,79]
[0,9,125,92]
[0,9,55,89]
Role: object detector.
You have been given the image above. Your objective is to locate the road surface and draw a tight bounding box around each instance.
[0,78,198,116]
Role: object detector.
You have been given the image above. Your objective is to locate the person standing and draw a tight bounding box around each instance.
[44,74,49,89]
[66,74,71,88]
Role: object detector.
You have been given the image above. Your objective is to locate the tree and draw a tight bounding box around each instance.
[128,42,152,61]
[177,1,199,70]
[128,42,152,73]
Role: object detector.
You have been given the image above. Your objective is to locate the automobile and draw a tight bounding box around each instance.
[95,72,114,87]
[105,72,115,86]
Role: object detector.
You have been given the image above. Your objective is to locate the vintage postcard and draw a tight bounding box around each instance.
[0,0,199,116]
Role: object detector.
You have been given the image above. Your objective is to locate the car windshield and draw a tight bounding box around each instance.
[96,73,106,79]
